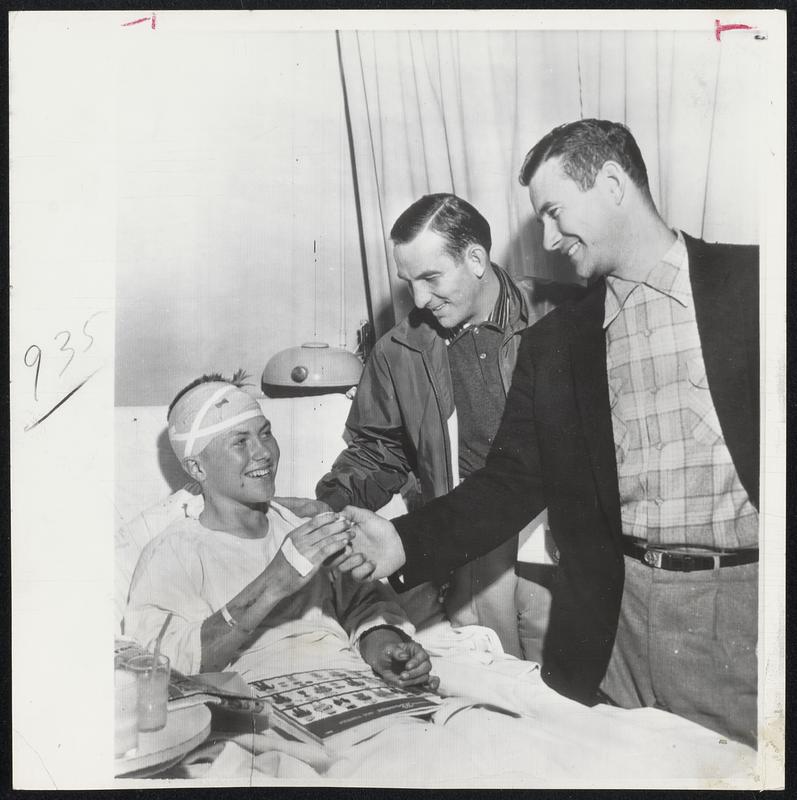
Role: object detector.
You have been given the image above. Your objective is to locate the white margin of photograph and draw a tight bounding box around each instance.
[9,8,787,790]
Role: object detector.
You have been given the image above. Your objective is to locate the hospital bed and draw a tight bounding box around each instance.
[114,393,756,787]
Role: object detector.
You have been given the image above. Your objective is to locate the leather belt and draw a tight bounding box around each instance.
[622,539,759,572]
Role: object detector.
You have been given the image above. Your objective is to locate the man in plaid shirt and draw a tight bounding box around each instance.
[520,120,759,746]
[336,119,760,748]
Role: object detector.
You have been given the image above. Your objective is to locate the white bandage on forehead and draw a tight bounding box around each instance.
[168,382,265,461]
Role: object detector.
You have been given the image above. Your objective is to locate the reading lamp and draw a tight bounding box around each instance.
[262,138,371,395]
[261,342,363,394]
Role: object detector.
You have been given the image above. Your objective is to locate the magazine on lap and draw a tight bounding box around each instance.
[249,667,441,752]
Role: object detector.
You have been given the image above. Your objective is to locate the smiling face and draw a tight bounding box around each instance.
[393,229,490,329]
[528,156,620,281]
[193,414,280,506]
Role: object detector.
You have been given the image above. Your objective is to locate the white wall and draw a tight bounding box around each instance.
[115,30,367,405]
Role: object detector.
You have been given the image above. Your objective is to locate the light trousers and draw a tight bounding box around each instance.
[600,555,758,747]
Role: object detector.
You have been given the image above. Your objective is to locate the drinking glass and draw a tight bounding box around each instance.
[128,653,171,732]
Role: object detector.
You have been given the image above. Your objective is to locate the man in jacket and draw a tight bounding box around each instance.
[336,121,759,748]
[316,193,578,659]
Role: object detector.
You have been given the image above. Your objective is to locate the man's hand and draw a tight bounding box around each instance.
[359,629,439,691]
[274,497,332,517]
[333,506,406,580]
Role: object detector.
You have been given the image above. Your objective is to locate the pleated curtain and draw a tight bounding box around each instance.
[337,29,761,337]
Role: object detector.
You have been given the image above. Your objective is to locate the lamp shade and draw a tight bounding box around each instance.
[261,342,363,390]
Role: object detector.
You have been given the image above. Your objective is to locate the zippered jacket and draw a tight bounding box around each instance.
[316,266,575,515]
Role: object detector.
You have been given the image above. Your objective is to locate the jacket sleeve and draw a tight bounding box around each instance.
[315,345,415,512]
[390,329,546,589]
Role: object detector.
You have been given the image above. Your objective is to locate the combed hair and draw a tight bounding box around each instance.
[167,368,251,419]
[390,193,491,260]
[518,119,650,195]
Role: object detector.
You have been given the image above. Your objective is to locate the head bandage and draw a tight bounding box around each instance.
[168,382,264,462]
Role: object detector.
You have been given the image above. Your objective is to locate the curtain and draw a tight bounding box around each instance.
[338,29,762,337]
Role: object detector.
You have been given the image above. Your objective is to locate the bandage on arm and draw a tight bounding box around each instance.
[281,537,315,577]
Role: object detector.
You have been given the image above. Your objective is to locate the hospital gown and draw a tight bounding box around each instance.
[124,503,414,678]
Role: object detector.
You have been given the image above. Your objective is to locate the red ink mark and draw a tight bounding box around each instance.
[715,19,753,41]
[122,13,157,30]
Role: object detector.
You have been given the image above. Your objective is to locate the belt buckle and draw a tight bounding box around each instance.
[642,548,664,568]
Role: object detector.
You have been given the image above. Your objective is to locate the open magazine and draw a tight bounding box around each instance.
[249,667,442,751]
[115,638,266,714]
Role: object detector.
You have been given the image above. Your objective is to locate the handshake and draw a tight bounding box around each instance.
[276,499,407,581]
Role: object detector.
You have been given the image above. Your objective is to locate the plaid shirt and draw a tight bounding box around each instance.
[604,232,758,550]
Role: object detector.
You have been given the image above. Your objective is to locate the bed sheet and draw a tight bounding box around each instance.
[172,652,756,789]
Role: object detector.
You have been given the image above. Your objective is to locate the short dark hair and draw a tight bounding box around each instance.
[518,119,650,195]
[390,193,491,260]
[167,368,251,419]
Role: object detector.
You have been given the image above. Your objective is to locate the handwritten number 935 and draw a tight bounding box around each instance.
[24,313,100,402]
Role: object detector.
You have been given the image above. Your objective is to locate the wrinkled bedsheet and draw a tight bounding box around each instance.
[172,645,757,789]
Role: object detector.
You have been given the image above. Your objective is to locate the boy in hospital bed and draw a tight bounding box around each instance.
[124,372,754,785]
[125,372,439,689]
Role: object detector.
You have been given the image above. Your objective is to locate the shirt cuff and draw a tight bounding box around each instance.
[359,624,414,645]
[351,613,415,649]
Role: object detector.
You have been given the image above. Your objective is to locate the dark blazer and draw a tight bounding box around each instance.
[392,233,759,704]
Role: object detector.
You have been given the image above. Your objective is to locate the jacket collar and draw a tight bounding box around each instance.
[683,232,758,508]
[683,231,731,300]
[497,263,531,336]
